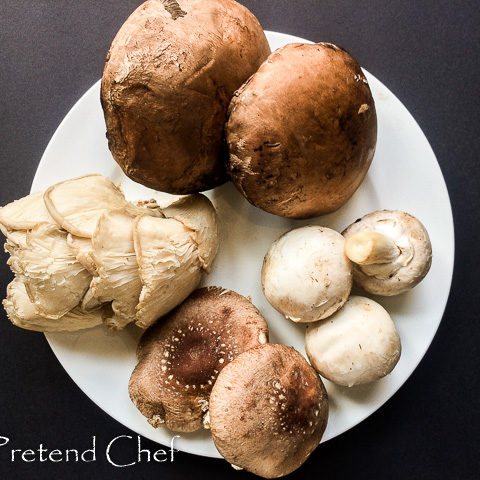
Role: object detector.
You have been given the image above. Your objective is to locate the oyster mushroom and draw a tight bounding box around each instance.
[8,223,92,319]
[128,287,269,432]
[90,208,142,330]
[43,174,130,238]
[342,210,432,295]
[0,191,55,253]
[3,278,103,332]
[134,195,218,329]
[0,190,54,230]
[209,343,328,478]
[262,226,352,322]
[305,295,401,387]
[162,194,218,271]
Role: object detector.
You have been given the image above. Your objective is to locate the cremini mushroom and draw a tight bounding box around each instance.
[342,210,432,295]
[262,226,352,322]
[209,343,328,478]
[305,295,401,387]
[128,287,269,432]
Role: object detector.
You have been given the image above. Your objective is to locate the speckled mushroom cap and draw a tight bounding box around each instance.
[262,226,352,322]
[209,344,328,479]
[305,296,401,387]
[128,286,268,432]
[342,210,432,295]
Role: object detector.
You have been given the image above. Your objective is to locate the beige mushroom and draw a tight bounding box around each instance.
[8,223,92,319]
[0,190,54,230]
[43,174,131,238]
[262,226,352,322]
[90,208,142,330]
[129,287,269,432]
[134,195,218,329]
[305,295,401,387]
[3,278,103,332]
[343,210,432,295]
[209,343,328,478]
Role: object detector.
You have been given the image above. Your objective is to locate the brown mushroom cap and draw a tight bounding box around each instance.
[128,287,269,432]
[210,344,328,478]
[101,0,271,194]
[226,42,377,219]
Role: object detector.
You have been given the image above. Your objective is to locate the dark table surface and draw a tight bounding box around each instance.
[0,1,479,479]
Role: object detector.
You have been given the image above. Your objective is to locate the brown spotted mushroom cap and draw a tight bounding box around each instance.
[209,344,328,478]
[128,287,268,432]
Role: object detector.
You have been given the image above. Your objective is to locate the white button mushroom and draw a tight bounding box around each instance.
[305,296,401,387]
[342,210,432,296]
[262,226,352,322]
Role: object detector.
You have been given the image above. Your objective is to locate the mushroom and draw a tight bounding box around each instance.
[43,174,142,238]
[342,210,432,295]
[128,287,269,432]
[226,42,377,219]
[101,0,270,194]
[90,208,143,330]
[134,194,218,329]
[8,223,92,319]
[305,295,401,387]
[1,175,219,332]
[262,226,352,322]
[209,343,328,478]
[0,190,54,230]
[3,278,104,332]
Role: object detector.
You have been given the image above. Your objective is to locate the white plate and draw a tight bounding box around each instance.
[31,31,454,458]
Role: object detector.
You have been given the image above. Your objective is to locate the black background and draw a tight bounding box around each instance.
[0,1,479,479]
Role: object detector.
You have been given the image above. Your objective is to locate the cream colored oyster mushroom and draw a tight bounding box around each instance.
[0,190,55,230]
[305,295,401,387]
[43,174,130,238]
[162,194,218,271]
[343,210,432,295]
[3,278,103,332]
[262,226,352,322]
[67,234,97,275]
[90,208,142,330]
[8,223,92,319]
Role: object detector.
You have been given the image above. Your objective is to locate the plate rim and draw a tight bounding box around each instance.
[31,30,455,459]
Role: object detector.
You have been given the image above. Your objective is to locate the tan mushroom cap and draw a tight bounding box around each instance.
[210,343,328,479]
[342,210,432,296]
[305,296,401,387]
[128,287,269,432]
[262,226,352,322]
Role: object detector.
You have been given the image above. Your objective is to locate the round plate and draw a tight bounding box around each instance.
[31,31,454,458]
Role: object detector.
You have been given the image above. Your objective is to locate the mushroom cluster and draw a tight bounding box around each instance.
[262,210,431,387]
[129,288,329,478]
[0,174,218,331]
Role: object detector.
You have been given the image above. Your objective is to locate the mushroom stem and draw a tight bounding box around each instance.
[345,231,400,265]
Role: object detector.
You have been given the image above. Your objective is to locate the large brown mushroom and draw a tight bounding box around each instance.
[226,42,377,218]
[128,287,269,432]
[209,343,329,478]
[101,0,270,194]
